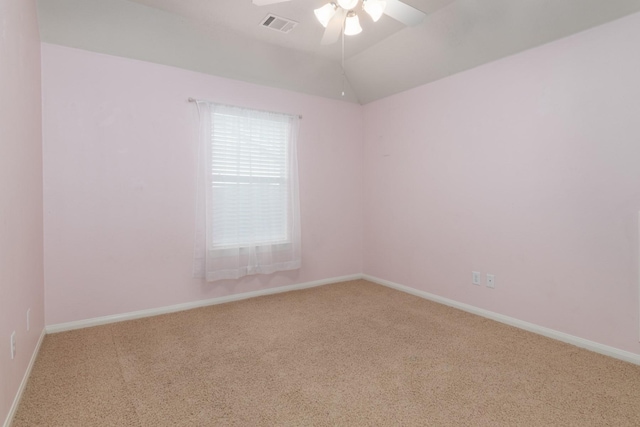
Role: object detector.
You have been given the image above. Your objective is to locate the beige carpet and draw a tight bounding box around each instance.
[13,280,640,426]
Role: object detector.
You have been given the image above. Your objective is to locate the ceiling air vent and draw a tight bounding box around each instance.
[261,14,298,34]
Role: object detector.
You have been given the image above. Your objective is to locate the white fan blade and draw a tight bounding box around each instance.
[384,0,426,26]
[252,0,292,5]
[321,8,347,45]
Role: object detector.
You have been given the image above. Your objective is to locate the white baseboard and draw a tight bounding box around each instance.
[3,328,46,427]
[45,272,640,365]
[363,274,640,366]
[46,274,364,334]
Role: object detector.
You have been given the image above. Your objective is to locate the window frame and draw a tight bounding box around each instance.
[206,107,295,252]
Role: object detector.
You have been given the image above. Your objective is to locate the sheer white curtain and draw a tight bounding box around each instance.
[193,101,301,282]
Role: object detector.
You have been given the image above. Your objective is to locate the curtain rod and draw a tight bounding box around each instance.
[188,98,302,120]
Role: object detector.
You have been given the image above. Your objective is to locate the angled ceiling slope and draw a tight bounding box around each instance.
[37,0,640,104]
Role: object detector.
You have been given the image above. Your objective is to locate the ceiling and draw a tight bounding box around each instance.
[36,0,640,104]
[126,0,456,60]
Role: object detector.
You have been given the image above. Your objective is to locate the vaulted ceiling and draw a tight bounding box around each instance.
[37,0,640,104]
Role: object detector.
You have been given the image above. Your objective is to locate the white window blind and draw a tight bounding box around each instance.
[210,112,290,248]
[193,101,301,282]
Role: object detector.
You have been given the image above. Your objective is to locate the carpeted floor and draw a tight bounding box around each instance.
[13,280,640,426]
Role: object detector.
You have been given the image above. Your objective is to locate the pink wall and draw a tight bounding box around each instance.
[0,0,45,423]
[41,10,640,358]
[42,44,363,325]
[363,12,640,355]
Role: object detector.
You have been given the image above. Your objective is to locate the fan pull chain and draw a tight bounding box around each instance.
[341,21,346,97]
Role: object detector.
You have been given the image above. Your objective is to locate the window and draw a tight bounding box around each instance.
[209,110,291,249]
[193,102,301,282]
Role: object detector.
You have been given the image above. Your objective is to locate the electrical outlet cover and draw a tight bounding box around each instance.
[487,274,495,289]
[472,271,481,286]
[10,331,16,360]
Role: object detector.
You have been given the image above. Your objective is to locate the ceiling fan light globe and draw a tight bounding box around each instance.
[337,0,359,10]
[363,0,386,22]
[314,3,337,28]
[344,13,363,36]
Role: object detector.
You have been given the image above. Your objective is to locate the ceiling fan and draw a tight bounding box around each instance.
[252,0,427,45]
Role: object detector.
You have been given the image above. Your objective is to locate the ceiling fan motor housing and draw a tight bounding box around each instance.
[337,0,359,10]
